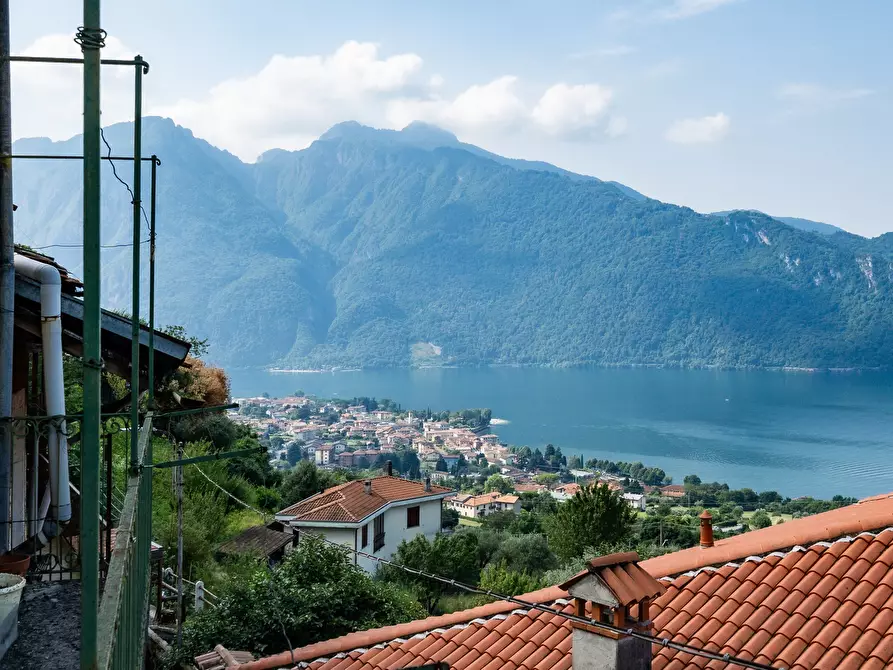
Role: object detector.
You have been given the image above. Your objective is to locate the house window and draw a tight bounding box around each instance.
[407,506,420,528]
[373,514,385,552]
[361,524,368,548]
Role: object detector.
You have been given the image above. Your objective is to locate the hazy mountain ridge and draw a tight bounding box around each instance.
[12,118,893,369]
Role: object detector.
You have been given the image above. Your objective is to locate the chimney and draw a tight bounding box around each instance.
[387,460,393,476]
[424,475,431,492]
[559,552,664,670]
[364,480,372,495]
[699,510,714,548]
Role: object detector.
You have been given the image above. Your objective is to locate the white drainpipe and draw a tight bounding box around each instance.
[13,254,72,523]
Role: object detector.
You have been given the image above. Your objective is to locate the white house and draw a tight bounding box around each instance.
[623,492,647,511]
[314,443,335,465]
[445,492,521,519]
[275,474,453,574]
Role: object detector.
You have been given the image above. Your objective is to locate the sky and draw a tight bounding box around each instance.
[8,0,893,236]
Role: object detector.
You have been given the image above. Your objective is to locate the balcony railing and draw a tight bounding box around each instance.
[97,412,154,670]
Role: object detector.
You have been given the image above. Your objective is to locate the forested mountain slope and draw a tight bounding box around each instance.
[12,119,893,369]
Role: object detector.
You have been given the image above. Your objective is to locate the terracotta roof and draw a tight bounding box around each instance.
[447,492,519,508]
[238,528,893,670]
[233,492,893,670]
[277,476,452,524]
[217,525,293,557]
[641,491,893,576]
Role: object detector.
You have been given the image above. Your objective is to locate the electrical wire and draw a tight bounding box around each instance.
[190,464,780,670]
[99,126,152,234]
[25,240,150,250]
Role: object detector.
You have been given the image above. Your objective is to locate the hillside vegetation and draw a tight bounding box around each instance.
[12,119,893,369]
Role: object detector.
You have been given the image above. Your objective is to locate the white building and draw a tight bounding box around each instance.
[445,492,521,519]
[623,492,647,511]
[314,444,335,465]
[275,475,453,574]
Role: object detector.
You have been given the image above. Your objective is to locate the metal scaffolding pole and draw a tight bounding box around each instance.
[148,155,157,409]
[0,0,14,556]
[129,55,143,472]
[80,0,103,665]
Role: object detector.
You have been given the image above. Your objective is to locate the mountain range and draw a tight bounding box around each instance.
[11,118,893,370]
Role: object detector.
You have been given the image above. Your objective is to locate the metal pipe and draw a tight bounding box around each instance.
[130,55,143,473]
[3,154,159,162]
[13,254,72,522]
[175,441,184,648]
[80,0,103,664]
[9,55,149,70]
[148,156,156,409]
[0,0,15,556]
[104,432,112,573]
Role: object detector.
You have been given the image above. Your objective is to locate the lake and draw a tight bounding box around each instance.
[228,367,893,499]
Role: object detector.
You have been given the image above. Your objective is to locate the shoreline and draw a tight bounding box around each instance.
[263,363,886,375]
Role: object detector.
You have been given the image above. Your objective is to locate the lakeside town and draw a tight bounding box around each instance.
[232,392,854,530]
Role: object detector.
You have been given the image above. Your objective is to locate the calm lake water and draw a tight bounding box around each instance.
[228,367,893,499]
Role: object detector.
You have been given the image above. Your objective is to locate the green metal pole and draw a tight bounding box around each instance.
[129,55,142,472]
[80,2,102,668]
[147,156,156,410]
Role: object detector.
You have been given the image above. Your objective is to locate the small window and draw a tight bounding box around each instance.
[373,514,385,552]
[407,506,420,528]
[361,524,368,548]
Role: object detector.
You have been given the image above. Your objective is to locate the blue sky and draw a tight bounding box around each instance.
[10,0,892,235]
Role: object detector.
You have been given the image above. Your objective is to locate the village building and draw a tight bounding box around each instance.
[445,491,521,519]
[275,472,452,574]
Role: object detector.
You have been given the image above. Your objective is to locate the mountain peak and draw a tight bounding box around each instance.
[398,122,458,147]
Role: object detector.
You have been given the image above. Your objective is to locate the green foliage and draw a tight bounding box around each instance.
[490,534,557,575]
[380,533,481,612]
[534,473,559,488]
[508,509,543,535]
[543,541,680,586]
[484,474,513,494]
[167,536,425,667]
[286,441,303,467]
[480,510,517,532]
[441,507,460,530]
[278,460,337,508]
[750,511,774,529]
[161,324,210,357]
[543,484,637,562]
[478,560,546,596]
[585,459,669,486]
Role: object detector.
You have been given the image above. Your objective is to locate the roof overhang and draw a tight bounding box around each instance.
[14,274,191,381]
[278,490,453,528]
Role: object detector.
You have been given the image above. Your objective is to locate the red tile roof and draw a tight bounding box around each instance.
[238,529,893,670]
[277,476,452,524]
[559,552,665,607]
[235,492,893,670]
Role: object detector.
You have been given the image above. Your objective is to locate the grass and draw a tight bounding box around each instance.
[742,510,793,524]
[458,517,482,527]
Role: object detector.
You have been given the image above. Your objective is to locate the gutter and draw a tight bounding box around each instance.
[13,254,71,522]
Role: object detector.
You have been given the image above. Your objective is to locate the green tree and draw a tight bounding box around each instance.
[441,507,460,530]
[491,534,557,575]
[481,510,517,532]
[286,441,304,467]
[507,509,542,535]
[380,533,480,612]
[485,474,513,494]
[279,460,337,508]
[168,535,424,666]
[683,474,702,487]
[534,473,559,488]
[478,560,545,597]
[543,484,637,562]
[750,511,773,529]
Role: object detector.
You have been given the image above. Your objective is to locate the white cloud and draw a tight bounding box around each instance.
[778,83,874,107]
[665,112,730,144]
[532,83,614,138]
[12,34,137,141]
[14,37,627,159]
[154,41,424,159]
[657,0,741,20]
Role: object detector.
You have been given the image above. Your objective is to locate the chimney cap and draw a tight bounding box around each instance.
[699,510,713,520]
[559,552,665,607]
